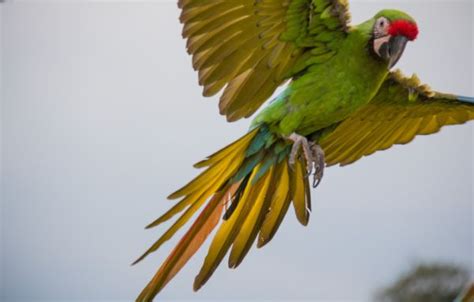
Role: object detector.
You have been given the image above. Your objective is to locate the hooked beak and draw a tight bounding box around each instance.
[387,35,408,68]
[375,35,409,69]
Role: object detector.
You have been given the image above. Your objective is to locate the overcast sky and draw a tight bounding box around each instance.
[1,1,473,301]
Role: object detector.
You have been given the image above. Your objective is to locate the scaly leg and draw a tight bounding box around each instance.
[287,133,325,188]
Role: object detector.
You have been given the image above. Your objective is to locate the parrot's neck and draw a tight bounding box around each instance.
[345,22,391,97]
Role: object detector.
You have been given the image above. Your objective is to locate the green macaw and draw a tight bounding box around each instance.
[135,1,474,300]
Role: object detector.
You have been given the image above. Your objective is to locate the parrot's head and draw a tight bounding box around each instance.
[371,10,419,69]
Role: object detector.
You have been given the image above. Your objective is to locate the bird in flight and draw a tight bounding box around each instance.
[134,1,474,300]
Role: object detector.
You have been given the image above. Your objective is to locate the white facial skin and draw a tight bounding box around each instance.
[374,17,390,38]
[373,17,391,57]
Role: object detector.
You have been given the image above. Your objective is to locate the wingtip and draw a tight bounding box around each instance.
[458,95,474,104]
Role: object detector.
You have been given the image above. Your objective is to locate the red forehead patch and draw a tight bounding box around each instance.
[388,20,419,41]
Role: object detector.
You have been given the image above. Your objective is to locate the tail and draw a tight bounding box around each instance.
[134,126,312,301]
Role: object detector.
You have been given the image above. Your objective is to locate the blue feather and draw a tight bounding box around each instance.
[230,152,264,184]
[245,127,270,157]
[252,155,277,185]
[457,95,474,104]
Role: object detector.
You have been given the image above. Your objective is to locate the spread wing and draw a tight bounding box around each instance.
[179,0,351,121]
[321,70,474,166]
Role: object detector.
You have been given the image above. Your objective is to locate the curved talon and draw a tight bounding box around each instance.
[313,168,323,188]
[287,133,325,188]
[311,143,325,188]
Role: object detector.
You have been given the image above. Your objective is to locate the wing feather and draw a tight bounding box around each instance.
[179,0,351,121]
[321,70,474,166]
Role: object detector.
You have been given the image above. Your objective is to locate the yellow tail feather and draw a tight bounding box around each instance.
[193,164,264,290]
[135,127,312,301]
[228,165,275,268]
[258,161,291,248]
[136,188,231,301]
[291,159,310,226]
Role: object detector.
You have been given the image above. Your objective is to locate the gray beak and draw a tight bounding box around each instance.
[375,35,409,69]
[387,35,408,69]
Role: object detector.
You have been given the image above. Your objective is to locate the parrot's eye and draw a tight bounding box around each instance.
[374,17,390,38]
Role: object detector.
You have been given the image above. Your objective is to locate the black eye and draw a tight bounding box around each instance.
[379,20,385,27]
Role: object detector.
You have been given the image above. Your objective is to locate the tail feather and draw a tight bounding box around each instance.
[168,129,259,200]
[136,186,236,301]
[167,152,240,200]
[257,161,291,248]
[135,126,313,301]
[193,162,272,290]
[193,128,259,169]
[290,158,311,226]
[223,174,250,220]
[134,178,220,265]
[145,164,229,229]
[142,130,258,235]
[228,164,275,268]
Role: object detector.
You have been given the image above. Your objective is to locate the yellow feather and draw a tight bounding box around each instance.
[393,118,423,145]
[169,130,257,200]
[135,177,232,264]
[291,158,309,226]
[258,161,291,247]
[193,164,262,291]
[153,164,229,227]
[228,165,275,268]
[167,159,232,200]
[322,70,474,167]
[193,128,258,168]
[136,187,232,302]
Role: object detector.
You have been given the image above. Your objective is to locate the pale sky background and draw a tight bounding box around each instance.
[1,1,473,301]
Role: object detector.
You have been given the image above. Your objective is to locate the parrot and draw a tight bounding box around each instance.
[134,1,474,300]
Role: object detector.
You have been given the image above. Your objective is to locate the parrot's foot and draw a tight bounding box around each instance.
[287,133,325,188]
[310,143,325,188]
